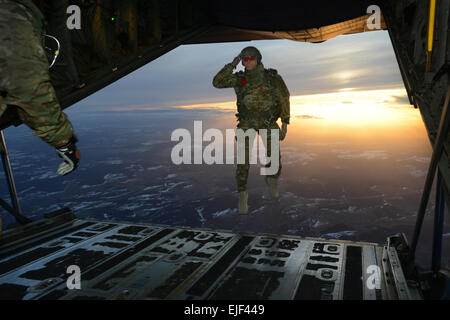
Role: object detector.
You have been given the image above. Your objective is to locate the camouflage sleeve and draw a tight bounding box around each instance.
[212,63,239,88]
[1,2,74,147]
[277,75,290,124]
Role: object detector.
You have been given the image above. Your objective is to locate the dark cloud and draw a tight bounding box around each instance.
[295,115,325,120]
[392,95,411,105]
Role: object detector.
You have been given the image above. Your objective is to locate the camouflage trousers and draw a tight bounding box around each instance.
[235,120,282,192]
[0,0,73,147]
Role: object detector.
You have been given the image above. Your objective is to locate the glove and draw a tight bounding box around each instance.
[231,53,242,68]
[280,122,288,141]
[56,136,80,175]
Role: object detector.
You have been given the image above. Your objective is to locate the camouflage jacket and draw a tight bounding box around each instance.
[14,0,45,33]
[213,62,290,125]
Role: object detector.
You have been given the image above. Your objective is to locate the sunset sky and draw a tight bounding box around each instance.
[73,29,412,118]
[60,27,434,175]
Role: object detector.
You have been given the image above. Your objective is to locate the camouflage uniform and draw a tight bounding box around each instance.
[0,0,74,147]
[213,57,290,192]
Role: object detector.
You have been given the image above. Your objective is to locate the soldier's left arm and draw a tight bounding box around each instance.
[276,75,290,124]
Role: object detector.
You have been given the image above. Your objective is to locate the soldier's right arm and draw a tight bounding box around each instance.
[212,63,240,88]
[276,75,290,124]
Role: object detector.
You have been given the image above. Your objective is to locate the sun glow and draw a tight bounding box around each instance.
[175,88,418,128]
[289,88,417,127]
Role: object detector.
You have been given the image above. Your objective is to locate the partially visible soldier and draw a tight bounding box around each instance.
[213,46,290,214]
[0,0,80,176]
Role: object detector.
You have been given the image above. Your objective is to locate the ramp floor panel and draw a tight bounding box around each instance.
[0,219,419,300]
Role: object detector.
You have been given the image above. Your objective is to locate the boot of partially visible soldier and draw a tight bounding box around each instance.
[56,136,80,176]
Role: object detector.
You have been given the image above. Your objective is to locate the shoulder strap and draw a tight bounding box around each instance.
[267,68,278,76]
[264,68,279,104]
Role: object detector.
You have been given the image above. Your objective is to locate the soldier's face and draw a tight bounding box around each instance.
[243,56,257,71]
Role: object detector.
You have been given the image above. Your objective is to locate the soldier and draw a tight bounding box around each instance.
[213,46,290,214]
[0,0,80,176]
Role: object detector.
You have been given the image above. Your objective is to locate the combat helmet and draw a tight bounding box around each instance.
[240,46,262,65]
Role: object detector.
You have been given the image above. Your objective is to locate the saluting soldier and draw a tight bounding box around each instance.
[0,0,80,175]
[213,46,290,214]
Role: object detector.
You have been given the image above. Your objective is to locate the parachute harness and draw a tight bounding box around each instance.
[43,34,60,68]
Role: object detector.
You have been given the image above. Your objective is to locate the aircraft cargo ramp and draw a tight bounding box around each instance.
[0,209,425,300]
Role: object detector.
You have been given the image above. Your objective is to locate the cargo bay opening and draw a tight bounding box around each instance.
[0,2,447,300]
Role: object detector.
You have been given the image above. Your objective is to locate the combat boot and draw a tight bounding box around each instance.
[56,136,80,176]
[265,176,279,199]
[238,191,248,214]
